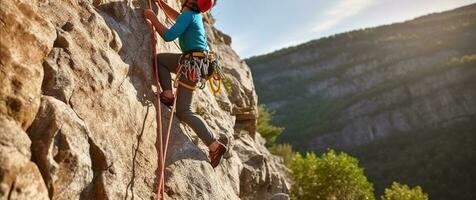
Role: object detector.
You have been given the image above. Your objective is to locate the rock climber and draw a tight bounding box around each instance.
[143,0,227,168]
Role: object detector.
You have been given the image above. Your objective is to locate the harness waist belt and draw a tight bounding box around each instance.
[183,51,207,58]
[191,52,207,57]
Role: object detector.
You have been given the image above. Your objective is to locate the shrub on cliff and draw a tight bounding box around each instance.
[257,105,284,146]
[269,143,295,167]
[381,182,428,200]
[290,150,375,200]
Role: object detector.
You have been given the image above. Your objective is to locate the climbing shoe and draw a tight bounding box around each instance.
[218,134,232,159]
[209,142,227,168]
[159,92,175,107]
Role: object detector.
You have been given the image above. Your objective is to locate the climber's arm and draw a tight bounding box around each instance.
[162,11,193,41]
[144,9,192,42]
[157,0,179,21]
[144,9,167,37]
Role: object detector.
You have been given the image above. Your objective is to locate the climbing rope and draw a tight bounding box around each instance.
[147,1,193,199]
[145,1,224,198]
[156,0,181,50]
[145,0,174,199]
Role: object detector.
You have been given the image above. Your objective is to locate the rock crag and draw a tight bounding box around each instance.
[0,0,289,199]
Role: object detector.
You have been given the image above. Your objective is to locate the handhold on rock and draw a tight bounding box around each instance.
[271,193,290,200]
[53,29,71,49]
[61,22,74,32]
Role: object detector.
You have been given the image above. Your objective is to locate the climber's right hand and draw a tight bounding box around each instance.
[142,9,167,37]
[143,9,155,21]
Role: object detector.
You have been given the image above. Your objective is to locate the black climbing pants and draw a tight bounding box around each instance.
[156,53,216,146]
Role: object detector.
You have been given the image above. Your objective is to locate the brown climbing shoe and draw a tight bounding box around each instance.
[218,134,231,159]
[209,142,227,168]
[159,92,175,107]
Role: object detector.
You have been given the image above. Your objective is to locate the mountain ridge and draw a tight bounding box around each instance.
[247,3,476,148]
[247,3,476,63]
[246,3,476,199]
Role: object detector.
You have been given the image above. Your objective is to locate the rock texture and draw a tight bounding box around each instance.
[247,4,476,151]
[1,0,289,199]
[1,0,55,199]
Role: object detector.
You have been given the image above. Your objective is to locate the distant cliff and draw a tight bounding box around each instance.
[247,4,476,199]
[0,0,289,199]
[247,4,476,150]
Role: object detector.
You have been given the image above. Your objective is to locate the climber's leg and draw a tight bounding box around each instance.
[157,53,181,92]
[175,78,227,168]
[157,53,181,105]
[175,78,216,146]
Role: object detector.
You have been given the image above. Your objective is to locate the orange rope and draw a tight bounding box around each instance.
[148,1,216,198]
[158,65,182,195]
[145,0,165,199]
[156,0,181,50]
[146,1,182,199]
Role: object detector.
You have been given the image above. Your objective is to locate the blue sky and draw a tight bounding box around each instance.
[211,0,476,58]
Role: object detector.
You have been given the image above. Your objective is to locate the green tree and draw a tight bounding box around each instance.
[270,143,295,167]
[381,182,428,200]
[257,105,284,146]
[290,150,375,200]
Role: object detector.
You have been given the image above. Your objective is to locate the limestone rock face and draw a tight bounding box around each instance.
[0,116,49,200]
[0,0,55,129]
[1,0,55,199]
[28,96,93,200]
[1,0,289,200]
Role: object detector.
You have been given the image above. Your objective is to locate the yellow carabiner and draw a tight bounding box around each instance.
[209,77,221,95]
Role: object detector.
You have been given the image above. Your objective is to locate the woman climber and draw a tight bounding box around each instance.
[143,0,227,168]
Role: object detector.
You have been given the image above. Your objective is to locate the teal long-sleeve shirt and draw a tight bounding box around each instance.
[163,10,208,52]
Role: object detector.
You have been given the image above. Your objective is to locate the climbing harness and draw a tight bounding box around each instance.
[145,1,222,199]
[176,51,225,95]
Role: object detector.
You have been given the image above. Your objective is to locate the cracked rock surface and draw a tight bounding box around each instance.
[1,0,289,199]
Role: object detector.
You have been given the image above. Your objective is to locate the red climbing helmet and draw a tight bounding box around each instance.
[197,0,214,12]
[182,0,215,13]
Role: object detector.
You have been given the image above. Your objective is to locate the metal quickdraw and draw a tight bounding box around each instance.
[176,51,225,94]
